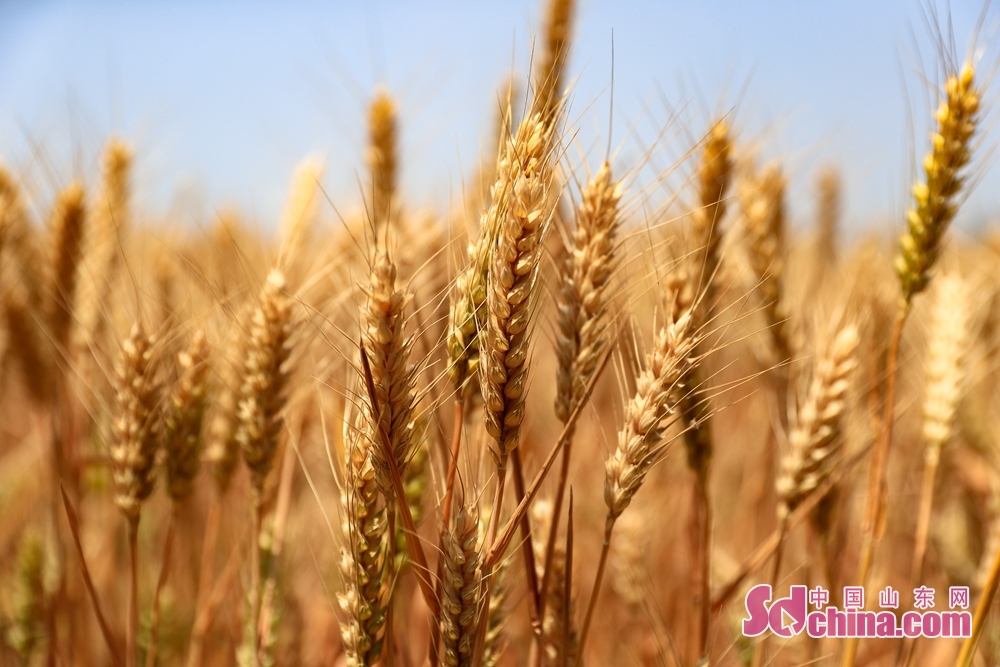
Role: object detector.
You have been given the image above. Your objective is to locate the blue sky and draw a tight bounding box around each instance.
[0,0,997,236]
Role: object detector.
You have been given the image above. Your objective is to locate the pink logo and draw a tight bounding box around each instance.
[742,585,807,638]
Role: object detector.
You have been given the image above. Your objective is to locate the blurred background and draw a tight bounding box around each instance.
[0,0,997,235]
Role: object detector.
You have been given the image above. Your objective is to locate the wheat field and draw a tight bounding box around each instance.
[1,1,999,666]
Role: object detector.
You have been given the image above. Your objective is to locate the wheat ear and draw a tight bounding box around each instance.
[164,329,210,501]
[110,321,161,667]
[543,160,621,628]
[895,64,979,301]
[441,505,483,667]
[815,166,841,266]
[338,411,389,667]
[741,162,790,362]
[45,183,86,353]
[448,91,520,396]
[684,119,733,660]
[482,111,555,474]
[776,323,859,520]
[78,139,131,356]
[471,110,557,665]
[237,270,294,503]
[911,274,971,583]
[360,251,417,493]
[578,309,699,665]
[535,0,576,121]
[236,270,294,666]
[3,286,52,405]
[367,87,398,233]
[845,63,980,667]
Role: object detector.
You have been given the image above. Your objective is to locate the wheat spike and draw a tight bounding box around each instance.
[447,94,523,395]
[482,112,556,463]
[359,251,417,493]
[367,88,397,233]
[78,139,132,350]
[554,161,622,425]
[536,0,576,120]
[605,310,698,524]
[441,505,482,667]
[895,64,979,301]
[3,286,52,405]
[236,270,294,503]
[45,183,86,353]
[815,166,841,265]
[279,156,324,259]
[111,322,162,521]
[741,162,790,360]
[5,532,50,663]
[338,414,389,667]
[691,120,734,297]
[922,273,971,458]
[776,323,859,519]
[164,330,211,501]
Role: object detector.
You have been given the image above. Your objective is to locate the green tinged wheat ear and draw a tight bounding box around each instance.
[367,88,398,233]
[164,330,210,501]
[775,323,859,520]
[605,310,698,524]
[5,532,50,662]
[441,505,482,667]
[359,251,417,493]
[895,64,979,302]
[554,161,622,425]
[45,183,86,353]
[338,415,389,667]
[237,270,295,503]
[483,111,555,463]
[111,322,162,521]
